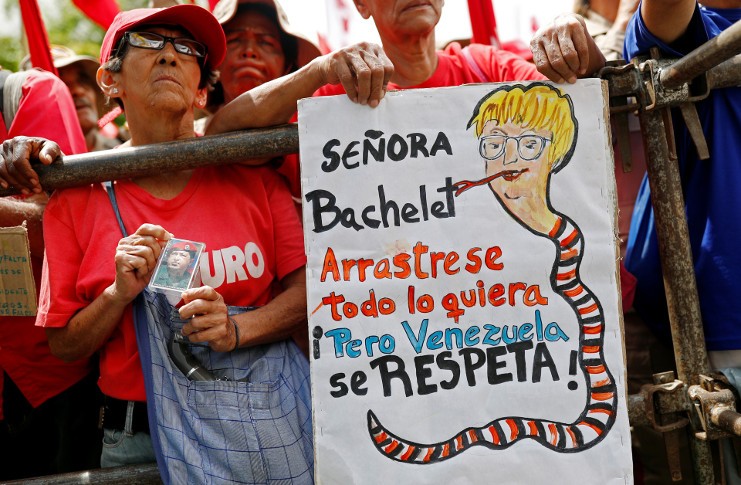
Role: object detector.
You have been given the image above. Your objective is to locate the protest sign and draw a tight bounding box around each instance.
[298,79,632,484]
[0,225,36,317]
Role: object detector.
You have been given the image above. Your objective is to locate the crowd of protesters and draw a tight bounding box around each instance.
[0,46,106,480]
[0,0,738,483]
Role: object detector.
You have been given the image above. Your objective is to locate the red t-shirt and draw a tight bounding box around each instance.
[276,43,545,200]
[36,165,306,401]
[314,42,545,98]
[0,69,88,417]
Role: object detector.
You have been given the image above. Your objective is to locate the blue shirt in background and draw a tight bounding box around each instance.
[624,4,741,350]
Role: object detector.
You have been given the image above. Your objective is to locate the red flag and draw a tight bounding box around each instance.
[316,32,333,55]
[467,0,500,47]
[531,15,540,34]
[19,0,56,74]
[323,0,356,49]
[71,0,121,31]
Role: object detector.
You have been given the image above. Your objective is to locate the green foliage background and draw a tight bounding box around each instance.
[0,0,158,71]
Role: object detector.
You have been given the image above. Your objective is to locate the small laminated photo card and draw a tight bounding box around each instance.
[149,239,206,300]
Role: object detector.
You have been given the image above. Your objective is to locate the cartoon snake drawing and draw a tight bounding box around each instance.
[368,83,617,463]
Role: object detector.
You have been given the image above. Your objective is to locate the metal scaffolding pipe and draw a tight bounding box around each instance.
[660,19,741,89]
[628,392,652,427]
[638,108,714,483]
[637,109,710,381]
[0,124,298,197]
[706,54,741,90]
[710,407,741,437]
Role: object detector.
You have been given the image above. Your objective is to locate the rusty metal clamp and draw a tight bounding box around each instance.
[637,58,658,112]
[598,61,644,113]
[645,378,691,433]
[689,375,739,441]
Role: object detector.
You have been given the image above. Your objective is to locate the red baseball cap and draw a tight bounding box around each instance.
[100,5,226,71]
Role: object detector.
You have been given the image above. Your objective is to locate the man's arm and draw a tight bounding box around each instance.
[179,267,307,352]
[205,42,393,135]
[45,283,131,363]
[640,0,697,44]
[233,267,307,348]
[0,137,62,195]
[530,13,607,83]
[45,223,169,362]
[0,70,86,195]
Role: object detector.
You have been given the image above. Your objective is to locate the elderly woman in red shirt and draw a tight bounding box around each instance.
[1,3,392,478]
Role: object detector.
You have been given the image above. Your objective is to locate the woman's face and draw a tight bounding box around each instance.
[115,26,206,116]
[220,10,287,103]
[482,120,553,202]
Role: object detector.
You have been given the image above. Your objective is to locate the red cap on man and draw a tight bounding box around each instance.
[100,5,226,70]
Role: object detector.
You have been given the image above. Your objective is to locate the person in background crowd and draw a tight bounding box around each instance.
[0,66,100,479]
[625,0,741,381]
[210,0,321,109]
[574,0,641,61]
[205,0,321,201]
[21,46,121,152]
[207,0,602,195]
[206,0,323,357]
[622,0,741,482]
[1,3,391,472]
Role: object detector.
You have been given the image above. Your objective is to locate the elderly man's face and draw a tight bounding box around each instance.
[167,249,193,276]
[353,0,443,39]
[59,64,99,135]
[220,9,287,103]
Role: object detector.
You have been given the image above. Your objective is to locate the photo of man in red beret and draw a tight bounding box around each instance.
[152,241,199,290]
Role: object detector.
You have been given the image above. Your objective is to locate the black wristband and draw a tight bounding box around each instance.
[229,316,240,352]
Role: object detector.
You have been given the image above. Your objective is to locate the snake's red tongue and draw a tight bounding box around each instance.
[453,169,529,196]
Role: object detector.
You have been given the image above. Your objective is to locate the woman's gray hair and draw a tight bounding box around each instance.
[101,38,219,110]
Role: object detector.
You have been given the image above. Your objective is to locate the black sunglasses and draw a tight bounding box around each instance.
[116,31,208,60]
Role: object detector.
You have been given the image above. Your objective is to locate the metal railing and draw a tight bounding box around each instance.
[601,18,741,485]
[0,463,161,485]
[0,125,298,197]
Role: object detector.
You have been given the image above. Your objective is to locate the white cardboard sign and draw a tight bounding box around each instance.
[298,79,632,484]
